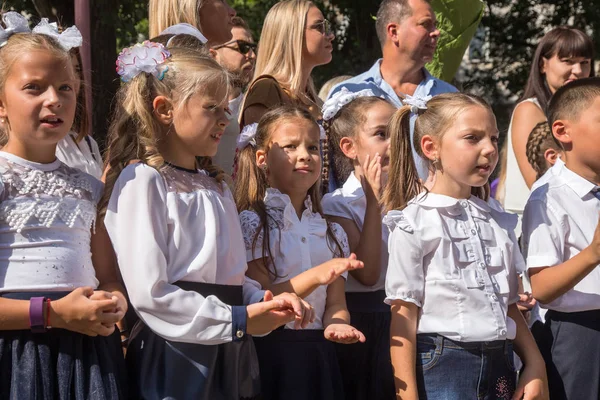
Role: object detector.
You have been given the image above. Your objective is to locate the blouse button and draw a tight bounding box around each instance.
[236,329,245,339]
[460,201,468,208]
[500,329,507,335]
[301,237,307,243]
[478,262,485,269]
[470,229,477,236]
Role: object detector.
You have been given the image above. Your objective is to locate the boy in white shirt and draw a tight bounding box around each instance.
[522,77,600,400]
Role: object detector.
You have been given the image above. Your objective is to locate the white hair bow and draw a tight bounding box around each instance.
[32,18,82,51]
[0,12,31,47]
[403,94,432,114]
[237,123,258,150]
[33,18,83,51]
[321,86,378,121]
[116,41,171,82]
[160,23,208,45]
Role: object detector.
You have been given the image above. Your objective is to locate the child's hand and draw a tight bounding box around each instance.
[512,361,548,400]
[360,153,383,201]
[324,323,366,344]
[590,214,600,262]
[50,287,121,337]
[247,290,313,335]
[517,292,536,312]
[315,253,364,286]
[89,290,128,328]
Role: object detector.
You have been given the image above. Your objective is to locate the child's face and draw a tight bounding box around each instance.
[564,96,600,173]
[429,106,499,197]
[170,88,229,158]
[353,102,395,173]
[0,50,77,148]
[261,117,322,196]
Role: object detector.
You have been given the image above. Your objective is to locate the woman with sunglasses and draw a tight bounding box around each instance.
[239,0,335,128]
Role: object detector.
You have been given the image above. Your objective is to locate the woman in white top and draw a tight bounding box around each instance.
[103,43,311,400]
[235,106,365,400]
[321,89,397,400]
[503,27,593,221]
[383,93,547,400]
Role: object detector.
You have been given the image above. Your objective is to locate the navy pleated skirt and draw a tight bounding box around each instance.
[335,290,395,400]
[0,292,127,400]
[253,328,344,400]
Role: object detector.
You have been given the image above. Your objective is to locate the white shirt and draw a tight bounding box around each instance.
[522,163,600,313]
[322,172,388,292]
[240,188,350,329]
[0,151,101,293]
[56,132,103,180]
[213,94,244,175]
[384,193,522,342]
[104,163,264,344]
[504,98,542,234]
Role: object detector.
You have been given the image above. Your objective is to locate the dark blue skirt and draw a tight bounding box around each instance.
[253,328,344,400]
[0,291,127,400]
[335,290,395,400]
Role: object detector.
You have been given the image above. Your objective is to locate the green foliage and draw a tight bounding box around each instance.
[115,0,149,49]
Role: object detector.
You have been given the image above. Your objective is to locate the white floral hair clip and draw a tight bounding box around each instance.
[116,41,171,82]
[322,86,378,121]
[32,19,82,51]
[160,23,208,45]
[0,12,31,47]
[237,123,258,150]
[403,94,432,114]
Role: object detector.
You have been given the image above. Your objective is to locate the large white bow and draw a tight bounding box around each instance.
[116,41,171,82]
[237,123,258,150]
[0,12,31,47]
[32,18,82,51]
[321,86,377,121]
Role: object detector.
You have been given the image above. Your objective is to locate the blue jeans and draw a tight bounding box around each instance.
[416,334,516,400]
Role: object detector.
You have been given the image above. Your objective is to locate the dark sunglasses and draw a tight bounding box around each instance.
[212,39,257,55]
[310,19,333,36]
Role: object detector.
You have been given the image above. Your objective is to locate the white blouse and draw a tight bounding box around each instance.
[322,172,388,292]
[522,163,600,313]
[385,193,522,342]
[56,132,103,180]
[0,151,102,293]
[104,163,264,344]
[240,188,350,330]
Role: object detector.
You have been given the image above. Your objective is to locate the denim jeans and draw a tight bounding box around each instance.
[416,334,516,400]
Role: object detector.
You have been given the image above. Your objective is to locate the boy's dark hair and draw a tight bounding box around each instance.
[231,16,250,30]
[547,77,600,126]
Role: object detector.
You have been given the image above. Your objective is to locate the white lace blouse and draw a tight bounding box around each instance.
[0,151,102,293]
[385,193,523,342]
[239,188,350,330]
[56,132,103,180]
[104,163,264,344]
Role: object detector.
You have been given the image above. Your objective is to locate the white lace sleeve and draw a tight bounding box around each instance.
[330,222,350,258]
[239,210,264,262]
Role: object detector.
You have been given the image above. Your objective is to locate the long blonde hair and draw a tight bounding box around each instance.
[235,105,343,278]
[382,93,492,213]
[251,0,320,104]
[100,47,230,216]
[149,0,205,38]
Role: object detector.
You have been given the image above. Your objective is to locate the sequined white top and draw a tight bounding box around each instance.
[385,193,522,342]
[105,163,265,344]
[240,188,350,330]
[0,151,102,293]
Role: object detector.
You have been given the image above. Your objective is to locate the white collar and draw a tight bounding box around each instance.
[558,164,597,199]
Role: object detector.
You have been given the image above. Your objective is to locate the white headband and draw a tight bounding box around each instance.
[32,18,83,51]
[160,23,208,45]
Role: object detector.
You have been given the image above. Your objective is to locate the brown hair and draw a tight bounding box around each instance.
[70,48,90,142]
[382,92,492,212]
[323,96,392,191]
[0,29,74,146]
[547,77,600,126]
[231,16,249,30]
[100,47,230,216]
[235,105,343,278]
[376,0,430,46]
[526,121,562,179]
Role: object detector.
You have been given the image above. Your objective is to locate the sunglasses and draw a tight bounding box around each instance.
[310,19,333,36]
[212,39,257,56]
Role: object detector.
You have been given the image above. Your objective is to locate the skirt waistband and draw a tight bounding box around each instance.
[417,333,510,351]
[0,291,71,301]
[345,290,389,313]
[174,281,243,306]
[546,309,600,323]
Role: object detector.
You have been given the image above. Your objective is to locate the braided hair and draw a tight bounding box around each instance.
[525,121,562,179]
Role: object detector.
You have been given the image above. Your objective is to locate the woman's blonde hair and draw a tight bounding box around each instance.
[0,29,73,146]
[251,0,321,104]
[149,0,204,38]
[382,93,493,213]
[100,47,230,216]
[234,105,343,278]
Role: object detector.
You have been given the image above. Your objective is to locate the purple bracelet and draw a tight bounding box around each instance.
[29,297,46,333]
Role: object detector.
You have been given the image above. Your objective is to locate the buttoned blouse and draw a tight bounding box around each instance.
[384,193,522,342]
[240,188,350,330]
[322,172,388,292]
[522,163,600,313]
[105,164,264,344]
